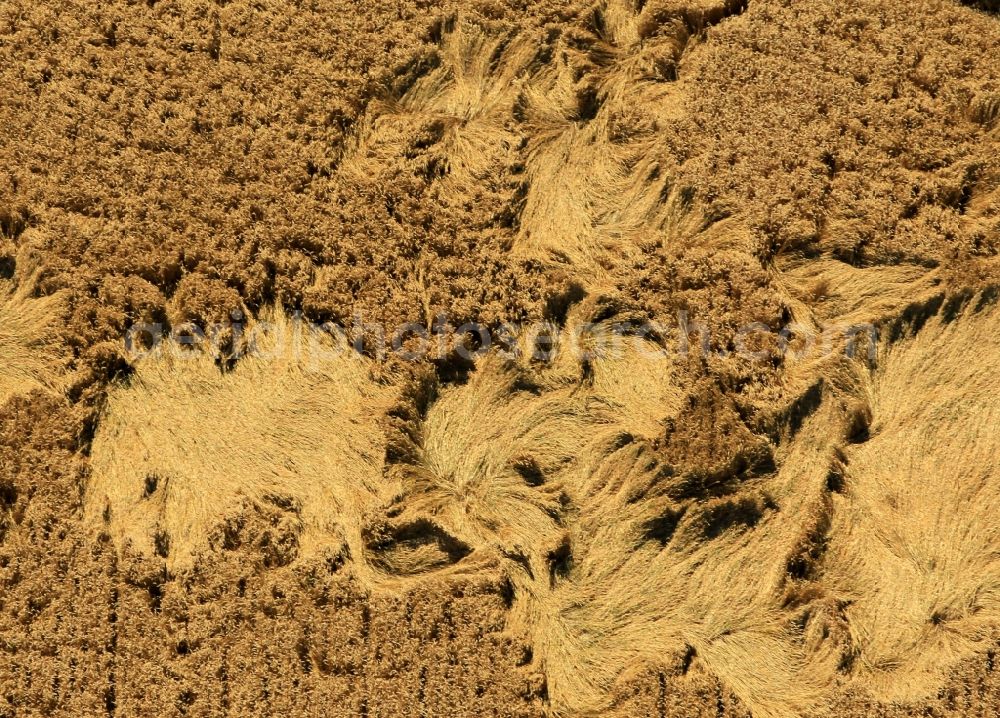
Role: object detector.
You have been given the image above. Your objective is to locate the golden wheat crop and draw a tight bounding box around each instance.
[78,3,1000,715]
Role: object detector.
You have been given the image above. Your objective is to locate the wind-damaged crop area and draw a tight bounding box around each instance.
[87,309,399,573]
[824,295,1000,701]
[3,0,1000,716]
[379,298,832,717]
[0,242,66,404]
